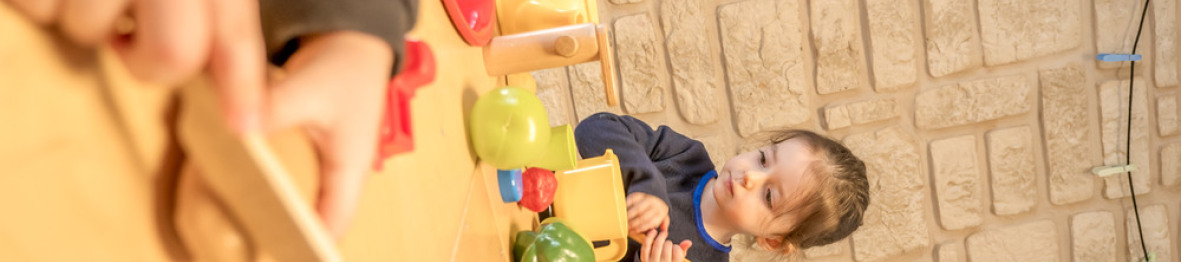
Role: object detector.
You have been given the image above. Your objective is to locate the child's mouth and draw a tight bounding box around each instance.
[724,174,733,195]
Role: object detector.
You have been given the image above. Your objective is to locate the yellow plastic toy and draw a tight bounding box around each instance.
[552,149,627,262]
[495,0,599,35]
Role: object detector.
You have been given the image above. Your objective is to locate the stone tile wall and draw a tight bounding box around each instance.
[531,0,1181,261]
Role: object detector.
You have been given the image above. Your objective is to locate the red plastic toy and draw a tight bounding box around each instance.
[442,0,495,46]
[520,167,557,212]
[375,39,436,170]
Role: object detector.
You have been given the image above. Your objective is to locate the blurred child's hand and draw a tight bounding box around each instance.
[263,30,392,239]
[6,0,388,240]
[640,229,691,262]
[6,0,217,87]
[4,0,266,130]
[626,192,670,234]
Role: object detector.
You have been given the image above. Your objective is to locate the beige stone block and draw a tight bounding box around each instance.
[986,126,1037,216]
[823,98,898,130]
[1071,211,1118,262]
[825,106,853,130]
[1162,143,1181,187]
[695,135,735,171]
[935,242,961,262]
[811,0,868,94]
[1039,64,1096,205]
[843,127,929,262]
[570,63,623,121]
[922,0,980,77]
[966,220,1060,261]
[614,14,666,114]
[1155,0,1178,88]
[977,0,1082,66]
[1126,205,1172,262]
[1095,0,1141,69]
[915,74,1032,129]
[803,239,846,258]
[930,135,982,230]
[865,0,919,92]
[1099,79,1151,198]
[609,0,641,4]
[1158,95,1178,136]
[661,0,722,125]
[532,68,574,127]
[718,0,812,137]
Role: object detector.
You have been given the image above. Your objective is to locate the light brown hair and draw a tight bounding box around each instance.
[757,129,869,255]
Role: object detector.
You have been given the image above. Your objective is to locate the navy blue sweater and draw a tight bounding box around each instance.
[575,113,729,262]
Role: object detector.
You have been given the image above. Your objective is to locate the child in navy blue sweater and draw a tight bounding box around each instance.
[575,113,869,262]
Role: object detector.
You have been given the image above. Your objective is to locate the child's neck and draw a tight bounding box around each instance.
[700,178,736,246]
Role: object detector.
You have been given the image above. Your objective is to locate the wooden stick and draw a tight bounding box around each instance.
[596,25,617,107]
[176,80,339,262]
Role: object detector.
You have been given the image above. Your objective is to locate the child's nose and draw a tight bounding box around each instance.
[740,169,767,189]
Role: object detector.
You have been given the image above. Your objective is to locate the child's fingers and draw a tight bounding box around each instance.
[678,240,692,251]
[648,229,668,262]
[641,230,657,262]
[670,241,686,262]
[626,200,648,221]
[629,206,659,232]
[4,0,60,24]
[206,0,265,133]
[661,215,670,232]
[113,0,210,86]
[625,193,643,207]
[639,210,663,232]
[626,193,650,211]
[316,155,368,239]
[58,0,129,45]
[661,241,673,262]
[654,229,668,250]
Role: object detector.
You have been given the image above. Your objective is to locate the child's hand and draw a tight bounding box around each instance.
[6,0,387,240]
[626,192,669,234]
[640,229,691,262]
[263,30,392,239]
[5,0,219,87]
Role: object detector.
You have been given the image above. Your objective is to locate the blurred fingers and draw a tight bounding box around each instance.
[113,0,210,86]
[206,0,265,133]
[58,0,129,45]
[5,0,60,24]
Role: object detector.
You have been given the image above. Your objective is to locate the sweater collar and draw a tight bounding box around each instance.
[692,170,731,253]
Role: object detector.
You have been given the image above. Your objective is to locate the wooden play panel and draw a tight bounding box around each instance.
[0,0,539,260]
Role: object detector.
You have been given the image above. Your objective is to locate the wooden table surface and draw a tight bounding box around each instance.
[0,0,537,260]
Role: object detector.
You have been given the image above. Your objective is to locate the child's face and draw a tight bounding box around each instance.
[713,138,817,238]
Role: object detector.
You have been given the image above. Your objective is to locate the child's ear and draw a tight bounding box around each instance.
[756,237,792,253]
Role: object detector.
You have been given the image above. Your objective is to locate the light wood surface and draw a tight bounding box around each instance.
[0,0,539,260]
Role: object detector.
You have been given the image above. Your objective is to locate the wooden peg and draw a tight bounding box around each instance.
[484,23,599,76]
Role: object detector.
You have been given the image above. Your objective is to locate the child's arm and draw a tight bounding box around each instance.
[574,113,714,232]
[259,0,418,76]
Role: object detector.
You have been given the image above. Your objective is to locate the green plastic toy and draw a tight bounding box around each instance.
[512,218,594,262]
[469,86,577,171]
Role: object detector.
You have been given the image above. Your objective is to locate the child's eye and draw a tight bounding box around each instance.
[759,150,767,166]
[764,187,773,208]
